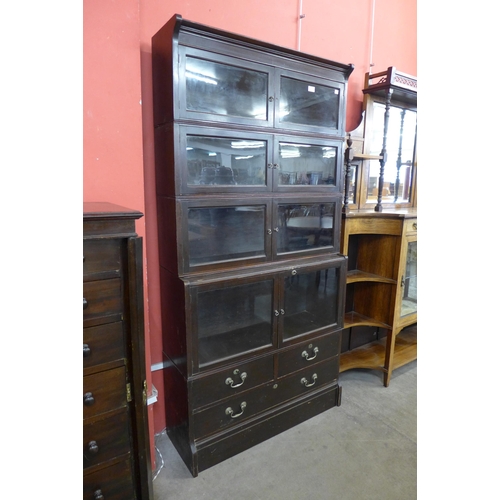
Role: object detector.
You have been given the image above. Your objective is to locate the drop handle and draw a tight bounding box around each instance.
[302,346,319,361]
[301,373,318,387]
[93,489,104,500]
[412,222,417,230]
[83,298,88,309]
[87,440,99,455]
[226,369,247,389]
[83,344,91,357]
[225,401,247,418]
[83,392,95,406]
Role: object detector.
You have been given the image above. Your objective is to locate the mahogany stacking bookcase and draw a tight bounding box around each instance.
[152,14,353,476]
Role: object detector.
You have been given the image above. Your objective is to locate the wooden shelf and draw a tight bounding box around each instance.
[346,269,396,284]
[344,311,391,330]
[353,153,382,161]
[340,324,417,373]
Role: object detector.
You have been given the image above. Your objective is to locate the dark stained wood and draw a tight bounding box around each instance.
[152,14,352,477]
[83,205,152,500]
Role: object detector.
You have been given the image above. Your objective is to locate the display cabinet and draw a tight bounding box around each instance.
[152,14,353,476]
[339,211,417,386]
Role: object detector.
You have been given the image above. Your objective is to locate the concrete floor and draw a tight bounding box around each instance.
[152,361,417,500]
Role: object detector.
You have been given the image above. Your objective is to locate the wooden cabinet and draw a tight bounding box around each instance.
[83,202,153,500]
[152,14,353,476]
[340,210,417,386]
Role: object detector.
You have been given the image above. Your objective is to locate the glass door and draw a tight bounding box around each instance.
[280,261,345,343]
[398,237,417,320]
[192,278,275,369]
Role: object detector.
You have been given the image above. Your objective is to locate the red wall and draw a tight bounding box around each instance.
[84,0,416,465]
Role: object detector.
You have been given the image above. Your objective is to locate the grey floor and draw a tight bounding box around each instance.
[152,361,417,500]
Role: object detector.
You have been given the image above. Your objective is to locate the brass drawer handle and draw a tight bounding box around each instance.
[226,369,247,389]
[302,346,319,361]
[87,440,99,455]
[83,344,91,357]
[225,401,247,418]
[412,222,417,230]
[83,297,88,309]
[93,489,104,500]
[83,392,95,406]
[301,373,318,387]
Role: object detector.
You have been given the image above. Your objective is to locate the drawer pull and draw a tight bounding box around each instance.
[225,401,247,418]
[93,489,104,500]
[225,369,247,389]
[83,392,95,406]
[302,346,319,361]
[412,222,417,230]
[301,373,318,387]
[83,297,88,309]
[83,344,91,357]
[87,440,99,455]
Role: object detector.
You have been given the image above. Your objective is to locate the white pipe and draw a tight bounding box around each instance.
[297,0,304,51]
[369,0,376,73]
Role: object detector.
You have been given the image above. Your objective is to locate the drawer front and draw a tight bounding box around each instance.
[278,332,340,377]
[83,367,127,419]
[83,278,123,325]
[83,322,125,371]
[83,239,122,280]
[83,409,131,469]
[190,355,274,410]
[192,357,338,439]
[404,217,417,235]
[83,459,134,500]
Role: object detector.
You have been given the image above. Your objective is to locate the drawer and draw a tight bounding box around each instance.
[278,332,340,377]
[83,459,134,500]
[83,278,123,326]
[83,366,127,419]
[83,408,131,469]
[192,357,338,439]
[83,322,125,371]
[83,239,122,281]
[190,355,274,409]
[404,217,417,235]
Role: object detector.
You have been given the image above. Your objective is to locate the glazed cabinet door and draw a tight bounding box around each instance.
[178,46,274,128]
[280,259,346,344]
[176,125,273,194]
[189,276,277,371]
[276,70,345,136]
[273,196,342,259]
[177,197,273,274]
[273,135,344,192]
[395,233,417,329]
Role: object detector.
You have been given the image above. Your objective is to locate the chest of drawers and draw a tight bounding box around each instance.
[83,202,152,500]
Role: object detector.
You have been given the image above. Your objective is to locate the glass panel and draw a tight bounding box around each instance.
[366,102,417,204]
[187,136,267,186]
[186,56,268,120]
[278,141,337,186]
[346,163,357,205]
[400,241,417,317]
[279,76,339,128]
[188,205,266,266]
[197,280,274,366]
[277,203,335,254]
[283,266,339,340]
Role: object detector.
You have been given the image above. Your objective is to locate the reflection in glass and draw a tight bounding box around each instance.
[186,57,268,119]
[283,266,339,340]
[400,241,417,317]
[278,142,337,186]
[277,203,335,254]
[279,77,339,128]
[188,206,266,266]
[187,136,267,186]
[197,280,273,366]
[366,102,417,203]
